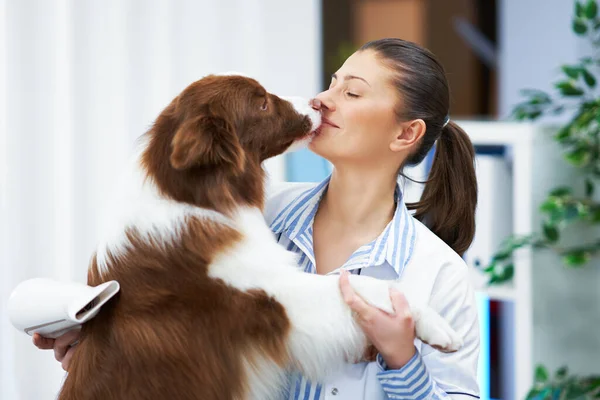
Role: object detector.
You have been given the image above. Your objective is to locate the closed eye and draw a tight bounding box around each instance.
[346,92,360,98]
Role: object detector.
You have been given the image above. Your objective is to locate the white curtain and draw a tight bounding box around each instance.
[0,1,321,398]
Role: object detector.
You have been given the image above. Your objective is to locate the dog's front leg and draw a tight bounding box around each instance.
[346,275,463,353]
[278,273,395,382]
[279,272,462,381]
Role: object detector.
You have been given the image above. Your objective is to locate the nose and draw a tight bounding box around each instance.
[280,96,322,131]
[311,90,335,113]
[309,98,321,111]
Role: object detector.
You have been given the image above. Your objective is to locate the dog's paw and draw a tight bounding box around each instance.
[413,306,463,353]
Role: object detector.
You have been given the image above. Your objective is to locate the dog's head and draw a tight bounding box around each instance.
[167,74,319,172]
[142,74,320,212]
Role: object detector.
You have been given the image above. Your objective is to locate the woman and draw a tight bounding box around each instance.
[35,38,480,399]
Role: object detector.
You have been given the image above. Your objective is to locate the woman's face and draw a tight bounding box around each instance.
[309,50,403,166]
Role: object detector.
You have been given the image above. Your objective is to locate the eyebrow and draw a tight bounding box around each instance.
[331,73,371,87]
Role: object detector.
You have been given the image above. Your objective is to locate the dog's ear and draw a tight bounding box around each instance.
[170,115,245,173]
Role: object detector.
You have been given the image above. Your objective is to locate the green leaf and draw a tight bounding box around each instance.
[586,376,600,390]
[565,381,589,398]
[563,250,591,266]
[590,205,600,222]
[582,68,597,87]
[586,179,595,197]
[562,65,581,79]
[487,263,514,286]
[574,111,596,129]
[555,81,585,96]
[540,198,560,214]
[535,365,550,383]
[556,366,568,379]
[525,388,541,400]
[511,103,545,121]
[532,238,550,249]
[529,110,543,119]
[491,249,512,262]
[502,264,515,282]
[554,127,572,143]
[576,202,590,218]
[577,1,586,17]
[564,146,592,167]
[543,222,560,242]
[520,88,552,98]
[573,18,589,34]
[513,107,528,121]
[526,91,552,106]
[550,187,572,197]
[586,0,598,19]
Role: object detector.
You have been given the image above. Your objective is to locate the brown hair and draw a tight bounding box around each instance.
[360,38,477,256]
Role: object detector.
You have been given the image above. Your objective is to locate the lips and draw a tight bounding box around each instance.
[312,125,322,137]
[321,117,339,128]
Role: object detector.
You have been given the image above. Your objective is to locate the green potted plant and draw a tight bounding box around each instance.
[526,365,600,399]
[483,1,600,397]
[485,0,600,285]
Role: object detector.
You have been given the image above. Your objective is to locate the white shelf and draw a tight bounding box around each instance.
[461,120,542,400]
[483,285,516,302]
[470,268,516,301]
[454,120,600,400]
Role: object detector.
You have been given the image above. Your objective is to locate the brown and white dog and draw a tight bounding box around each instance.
[58,74,462,400]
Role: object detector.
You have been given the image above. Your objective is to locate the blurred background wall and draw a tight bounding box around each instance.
[0,1,320,398]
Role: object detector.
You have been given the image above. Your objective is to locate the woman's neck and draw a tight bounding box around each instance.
[319,167,398,231]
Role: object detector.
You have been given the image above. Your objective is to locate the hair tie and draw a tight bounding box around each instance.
[442,115,450,128]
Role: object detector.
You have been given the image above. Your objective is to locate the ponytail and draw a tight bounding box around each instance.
[407,121,477,256]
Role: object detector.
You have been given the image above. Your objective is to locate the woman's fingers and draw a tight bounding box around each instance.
[339,270,375,323]
[389,288,412,319]
[53,330,81,363]
[61,347,76,371]
[339,272,418,368]
[32,333,55,350]
[33,331,79,371]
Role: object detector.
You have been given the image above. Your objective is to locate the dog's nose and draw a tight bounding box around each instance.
[309,98,322,111]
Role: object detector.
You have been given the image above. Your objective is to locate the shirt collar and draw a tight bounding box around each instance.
[269,176,416,276]
[270,176,330,240]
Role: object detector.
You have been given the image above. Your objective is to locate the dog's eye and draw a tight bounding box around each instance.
[261,99,268,111]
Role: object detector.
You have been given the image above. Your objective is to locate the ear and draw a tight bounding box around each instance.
[389,119,427,153]
[170,115,245,172]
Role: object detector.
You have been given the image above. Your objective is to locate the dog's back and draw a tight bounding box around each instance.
[59,217,291,400]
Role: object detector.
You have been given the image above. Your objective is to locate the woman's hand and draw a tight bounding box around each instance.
[339,270,416,369]
[32,330,80,371]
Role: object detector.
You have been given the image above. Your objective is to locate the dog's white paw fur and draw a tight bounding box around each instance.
[413,306,463,353]
[347,275,394,314]
[346,275,463,353]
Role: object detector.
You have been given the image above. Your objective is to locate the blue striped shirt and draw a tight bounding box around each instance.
[269,176,415,277]
[267,176,468,400]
